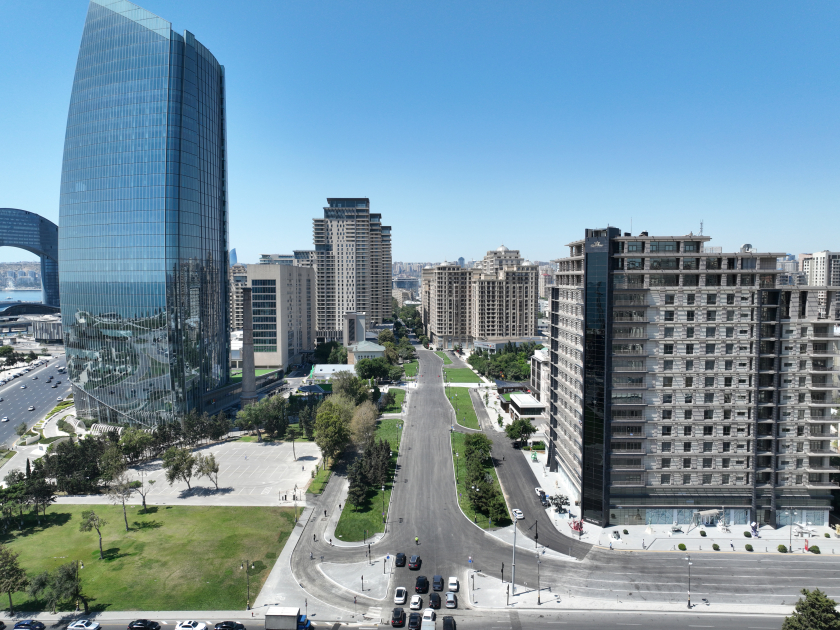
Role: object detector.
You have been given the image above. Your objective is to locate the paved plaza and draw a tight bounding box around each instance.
[55,438,322,507]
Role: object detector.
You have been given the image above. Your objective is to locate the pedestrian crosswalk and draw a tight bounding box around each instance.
[364,607,382,620]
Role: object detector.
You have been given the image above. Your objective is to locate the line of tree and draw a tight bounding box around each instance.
[313,341,347,364]
[234,394,317,443]
[0,345,39,368]
[461,433,508,523]
[346,436,392,510]
[467,341,543,381]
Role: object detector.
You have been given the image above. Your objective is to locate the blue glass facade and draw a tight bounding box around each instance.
[0,208,60,307]
[59,0,229,426]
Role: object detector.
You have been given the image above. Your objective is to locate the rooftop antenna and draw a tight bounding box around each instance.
[630,217,633,234]
[700,220,704,236]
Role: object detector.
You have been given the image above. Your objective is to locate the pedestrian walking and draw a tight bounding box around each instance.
[609,542,613,550]
[313,534,316,542]
[730,540,734,551]
[325,510,327,518]
[642,538,645,549]
[415,536,419,545]
[330,538,333,546]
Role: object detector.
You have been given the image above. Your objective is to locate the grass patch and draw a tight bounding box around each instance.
[444,367,482,383]
[333,415,403,542]
[435,351,453,365]
[501,392,512,402]
[308,466,332,494]
[381,388,405,414]
[230,368,279,384]
[446,387,479,429]
[403,361,418,377]
[2,504,295,611]
[450,432,511,529]
[45,400,74,419]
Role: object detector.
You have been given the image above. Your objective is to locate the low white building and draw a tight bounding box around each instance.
[347,341,386,364]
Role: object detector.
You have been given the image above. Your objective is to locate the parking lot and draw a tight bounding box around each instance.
[55,438,322,507]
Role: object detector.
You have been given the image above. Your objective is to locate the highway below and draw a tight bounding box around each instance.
[0,354,71,448]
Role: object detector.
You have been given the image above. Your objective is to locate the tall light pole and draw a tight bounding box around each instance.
[455,452,459,482]
[786,510,798,551]
[536,553,541,605]
[241,559,254,610]
[684,554,692,608]
[381,484,386,528]
[511,512,517,596]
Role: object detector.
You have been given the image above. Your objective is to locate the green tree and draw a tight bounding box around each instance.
[119,427,153,463]
[106,471,136,532]
[327,344,348,364]
[314,399,352,466]
[378,329,396,345]
[314,341,340,363]
[350,401,378,447]
[355,358,389,382]
[388,364,405,382]
[51,561,89,614]
[100,443,126,483]
[15,423,27,438]
[332,371,370,405]
[505,417,537,446]
[78,510,107,560]
[782,588,840,630]
[236,402,263,441]
[196,453,220,490]
[299,405,315,440]
[0,544,29,614]
[162,447,197,489]
[286,423,300,461]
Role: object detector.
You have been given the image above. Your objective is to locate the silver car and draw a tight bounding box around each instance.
[445,592,457,609]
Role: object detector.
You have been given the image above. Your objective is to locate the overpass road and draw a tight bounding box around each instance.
[288,348,834,625]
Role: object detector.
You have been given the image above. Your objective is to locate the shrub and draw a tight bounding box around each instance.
[678,543,687,551]
[778,544,787,553]
[743,531,752,538]
[825,533,830,538]
[809,545,821,554]
[712,544,720,551]
[623,529,629,535]
[745,544,753,552]
[699,530,706,537]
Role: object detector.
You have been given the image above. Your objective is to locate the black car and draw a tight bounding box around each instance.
[128,622,161,630]
[14,622,44,630]
[415,575,429,593]
[395,552,406,567]
[391,608,406,627]
[442,616,456,630]
[215,623,245,630]
[408,555,421,570]
[432,575,444,591]
[429,593,441,609]
[407,614,422,630]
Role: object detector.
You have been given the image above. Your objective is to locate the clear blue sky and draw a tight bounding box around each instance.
[1,1,837,265]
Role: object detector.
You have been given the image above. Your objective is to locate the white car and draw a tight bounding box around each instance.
[68,621,101,630]
[422,609,436,622]
[176,622,207,630]
[409,595,422,610]
[1,417,8,423]
[20,385,26,389]
[394,586,407,604]
[447,576,459,592]
[28,406,35,411]
[512,509,524,520]
[534,487,544,497]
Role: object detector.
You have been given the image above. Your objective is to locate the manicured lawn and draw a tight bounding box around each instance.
[334,415,403,542]
[403,360,418,377]
[435,351,453,364]
[446,387,479,429]
[501,392,512,402]
[381,388,405,413]
[229,368,280,384]
[444,367,482,383]
[309,466,332,494]
[2,504,296,611]
[450,432,511,529]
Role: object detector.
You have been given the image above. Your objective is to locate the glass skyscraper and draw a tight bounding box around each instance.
[59,0,229,426]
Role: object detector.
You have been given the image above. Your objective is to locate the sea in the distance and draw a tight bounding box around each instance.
[0,289,42,303]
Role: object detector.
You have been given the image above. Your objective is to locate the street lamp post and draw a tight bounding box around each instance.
[381,485,386,528]
[684,554,692,608]
[455,452,459,482]
[241,559,254,610]
[786,510,797,551]
[511,511,517,596]
[537,554,541,605]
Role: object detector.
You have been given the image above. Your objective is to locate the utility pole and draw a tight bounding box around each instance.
[511,514,517,595]
[535,520,539,548]
[537,554,541,605]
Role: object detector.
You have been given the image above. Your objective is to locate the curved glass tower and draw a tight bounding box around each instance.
[59,0,229,426]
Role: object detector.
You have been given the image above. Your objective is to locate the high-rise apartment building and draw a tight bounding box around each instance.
[229,264,315,369]
[59,0,229,426]
[803,251,840,290]
[421,247,539,349]
[259,254,294,265]
[549,228,839,529]
[312,199,392,342]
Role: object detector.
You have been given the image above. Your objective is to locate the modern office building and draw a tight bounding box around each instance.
[59,0,229,426]
[421,246,539,350]
[0,208,60,307]
[548,228,839,528]
[312,199,392,342]
[229,263,315,370]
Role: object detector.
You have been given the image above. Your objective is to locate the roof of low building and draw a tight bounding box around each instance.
[310,364,355,378]
[510,392,546,408]
[348,341,386,353]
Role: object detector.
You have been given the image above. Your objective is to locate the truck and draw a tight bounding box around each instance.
[265,607,311,630]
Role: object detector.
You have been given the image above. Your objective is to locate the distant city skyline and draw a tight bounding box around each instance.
[1,1,837,263]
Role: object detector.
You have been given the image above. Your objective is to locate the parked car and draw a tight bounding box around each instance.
[445,592,457,609]
[1,417,8,423]
[128,622,161,630]
[14,622,45,630]
[68,621,101,630]
[407,613,422,630]
[391,608,406,627]
[432,575,444,591]
[409,595,422,610]
[395,552,407,567]
[512,509,524,520]
[447,577,459,592]
[415,575,429,593]
[213,623,244,630]
[408,555,421,569]
[394,587,408,604]
[442,616,456,630]
[422,609,436,622]
[428,593,441,609]
[176,622,206,630]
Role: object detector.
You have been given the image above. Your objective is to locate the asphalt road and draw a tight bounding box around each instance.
[0,355,71,446]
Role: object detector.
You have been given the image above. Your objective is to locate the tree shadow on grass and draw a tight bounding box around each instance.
[102,547,130,561]
[0,512,73,542]
[132,519,163,530]
[137,506,159,515]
